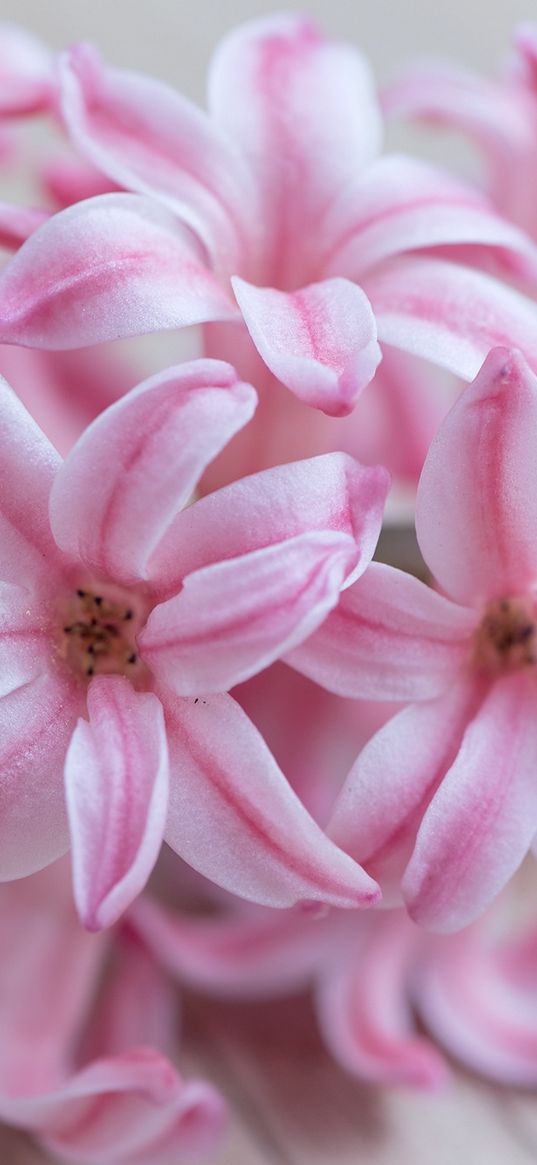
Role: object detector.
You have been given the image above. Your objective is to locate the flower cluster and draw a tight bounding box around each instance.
[1,12,537,1162]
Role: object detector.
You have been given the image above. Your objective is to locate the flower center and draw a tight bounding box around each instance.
[473,596,537,676]
[60,584,146,681]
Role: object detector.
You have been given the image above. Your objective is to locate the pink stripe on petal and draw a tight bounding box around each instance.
[403,671,537,932]
[49,360,257,583]
[149,453,389,600]
[233,276,381,416]
[287,562,476,701]
[416,347,537,605]
[367,255,537,381]
[162,690,380,909]
[65,677,169,931]
[0,193,237,349]
[142,532,358,695]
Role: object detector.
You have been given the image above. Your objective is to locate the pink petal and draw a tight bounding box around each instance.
[0,201,49,250]
[142,532,359,695]
[131,897,326,998]
[0,375,63,584]
[366,255,537,381]
[316,912,447,1087]
[85,929,178,1061]
[416,347,537,605]
[0,661,78,880]
[161,689,380,909]
[327,678,483,900]
[233,275,381,416]
[403,672,537,932]
[49,360,257,583]
[42,151,121,209]
[60,42,255,271]
[320,154,537,283]
[1,1054,226,1165]
[0,193,237,349]
[208,13,381,284]
[418,922,537,1086]
[149,452,389,600]
[0,23,53,114]
[287,562,476,700]
[65,677,169,930]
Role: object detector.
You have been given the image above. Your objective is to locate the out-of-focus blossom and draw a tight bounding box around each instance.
[0,356,389,928]
[286,348,537,931]
[0,859,227,1164]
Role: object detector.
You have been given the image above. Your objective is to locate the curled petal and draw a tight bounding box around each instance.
[65,677,169,930]
[49,360,257,583]
[316,913,447,1087]
[142,532,359,694]
[0,23,53,114]
[60,42,254,270]
[0,193,237,349]
[149,452,389,599]
[367,255,537,381]
[233,276,381,416]
[403,672,537,932]
[162,690,380,910]
[417,347,537,605]
[287,562,476,700]
[208,13,381,283]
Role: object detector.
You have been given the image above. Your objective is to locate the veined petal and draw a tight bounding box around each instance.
[233,276,381,416]
[403,672,537,932]
[327,679,482,899]
[367,255,537,381]
[316,912,447,1087]
[141,532,358,694]
[49,360,257,583]
[208,13,382,284]
[287,562,476,700]
[416,347,537,605]
[60,43,255,271]
[0,23,53,114]
[0,666,77,880]
[1,1054,226,1165]
[320,154,537,281]
[0,193,237,349]
[149,452,389,600]
[162,690,380,910]
[65,677,169,931]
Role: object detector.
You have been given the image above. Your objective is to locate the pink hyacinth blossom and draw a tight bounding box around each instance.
[0,15,536,431]
[0,860,227,1164]
[286,347,537,931]
[0,356,388,929]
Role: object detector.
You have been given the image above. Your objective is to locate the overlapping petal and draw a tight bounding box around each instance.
[403,672,537,932]
[65,677,169,930]
[0,23,54,114]
[148,453,389,599]
[49,360,257,583]
[0,194,237,349]
[416,347,537,605]
[0,201,49,250]
[161,689,380,909]
[233,275,381,415]
[60,42,255,271]
[287,562,476,700]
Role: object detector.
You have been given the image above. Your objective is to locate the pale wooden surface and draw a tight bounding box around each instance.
[3,993,536,1165]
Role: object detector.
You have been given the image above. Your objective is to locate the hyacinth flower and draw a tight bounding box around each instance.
[279,347,537,932]
[0,859,227,1164]
[0,355,391,930]
[0,17,537,445]
[383,22,537,239]
[132,876,537,1092]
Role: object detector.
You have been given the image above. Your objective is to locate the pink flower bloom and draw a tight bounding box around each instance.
[0,356,388,928]
[383,22,537,238]
[0,859,227,1164]
[0,13,536,433]
[286,347,537,931]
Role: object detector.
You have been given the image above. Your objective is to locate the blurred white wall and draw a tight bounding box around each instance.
[1,0,533,96]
